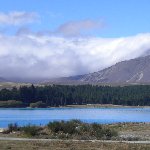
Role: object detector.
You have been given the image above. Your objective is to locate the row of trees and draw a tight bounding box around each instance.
[0,84,150,107]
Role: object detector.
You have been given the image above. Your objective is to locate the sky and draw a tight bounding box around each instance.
[0,0,150,79]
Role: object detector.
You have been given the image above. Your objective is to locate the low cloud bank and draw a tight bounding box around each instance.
[0,33,150,79]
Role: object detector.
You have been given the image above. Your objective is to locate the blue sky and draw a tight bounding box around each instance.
[0,0,150,78]
[1,0,150,37]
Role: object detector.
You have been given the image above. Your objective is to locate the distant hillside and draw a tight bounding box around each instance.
[46,55,150,85]
[77,55,150,84]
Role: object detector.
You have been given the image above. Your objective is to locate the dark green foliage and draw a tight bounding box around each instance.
[5,120,118,140]
[0,84,150,107]
[47,120,80,134]
[47,121,62,133]
[30,101,46,108]
[21,125,40,137]
[47,120,118,139]
[91,123,103,138]
[102,128,118,140]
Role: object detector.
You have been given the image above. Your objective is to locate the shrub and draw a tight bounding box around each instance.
[90,123,103,138]
[30,101,46,108]
[78,124,90,133]
[21,125,40,137]
[92,123,102,131]
[63,120,79,134]
[102,128,118,140]
[47,120,82,134]
[47,120,118,140]
[47,121,63,133]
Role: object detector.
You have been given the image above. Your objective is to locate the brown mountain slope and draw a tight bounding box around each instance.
[78,55,150,84]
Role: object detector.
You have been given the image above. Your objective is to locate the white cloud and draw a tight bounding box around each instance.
[0,33,150,79]
[0,11,38,26]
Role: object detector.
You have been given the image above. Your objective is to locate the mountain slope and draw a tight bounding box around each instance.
[77,55,150,84]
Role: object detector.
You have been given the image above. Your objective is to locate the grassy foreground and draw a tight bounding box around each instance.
[2,120,118,140]
[0,140,150,150]
[1,121,150,141]
[0,121,150,149]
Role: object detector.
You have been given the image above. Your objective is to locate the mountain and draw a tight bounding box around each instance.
[47,55,150,85]
[76,55,150,84]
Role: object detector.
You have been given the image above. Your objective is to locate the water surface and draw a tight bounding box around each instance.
[0,107,150,128]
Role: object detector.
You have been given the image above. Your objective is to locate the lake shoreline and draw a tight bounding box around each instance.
[1,104,150,109]
[63,104,150,108]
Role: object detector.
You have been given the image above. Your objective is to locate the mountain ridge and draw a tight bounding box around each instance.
[76,55,150,84]
[48,55,150,85]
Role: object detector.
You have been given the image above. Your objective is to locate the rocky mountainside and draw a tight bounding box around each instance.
[77,55,150,84]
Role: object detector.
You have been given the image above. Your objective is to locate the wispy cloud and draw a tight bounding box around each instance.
[56,19,105,36]
[0,11,38,26]
[0,33,150,79]
[15,19,105,36]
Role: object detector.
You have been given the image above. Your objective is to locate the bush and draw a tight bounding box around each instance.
[102,128,118,140]
[92,123,102,131]
[63,120,79,134]
[21,125,41,137]
[47,121,75,134]
[47,120,82,134]
[78,124,90,133]
[91,123,104,138]
[30,101,46,108]
[47,120,118,140]
[47,121,62,133]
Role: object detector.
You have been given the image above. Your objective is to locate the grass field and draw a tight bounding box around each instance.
[0,140,150,150]
[0,118,150,149]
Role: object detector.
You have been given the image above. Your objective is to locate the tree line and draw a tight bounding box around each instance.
[0,84,150,107]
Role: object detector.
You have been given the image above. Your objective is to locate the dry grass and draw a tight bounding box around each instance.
[0,140,150,150]
[106,123,150,141]
[0,123,150,149]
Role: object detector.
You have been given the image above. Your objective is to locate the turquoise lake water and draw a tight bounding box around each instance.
[0,107,150,128]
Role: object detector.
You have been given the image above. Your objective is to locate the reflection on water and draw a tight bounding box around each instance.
[0,107,150,127]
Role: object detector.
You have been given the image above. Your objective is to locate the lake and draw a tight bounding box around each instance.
[0,107,150,128]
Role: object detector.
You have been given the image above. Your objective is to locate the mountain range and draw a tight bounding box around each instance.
[49,55,150,85]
